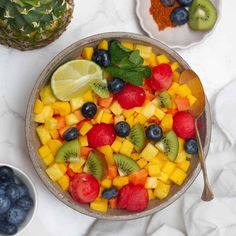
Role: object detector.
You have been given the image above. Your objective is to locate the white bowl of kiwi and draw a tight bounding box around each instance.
[136,0,221,49]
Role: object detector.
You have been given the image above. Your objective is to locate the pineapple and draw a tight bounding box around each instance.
[0,0,74,51]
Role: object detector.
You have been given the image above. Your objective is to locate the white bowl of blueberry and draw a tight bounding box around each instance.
[0,165,37,235]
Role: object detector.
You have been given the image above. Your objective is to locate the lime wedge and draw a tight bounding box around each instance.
[51,60,103,101]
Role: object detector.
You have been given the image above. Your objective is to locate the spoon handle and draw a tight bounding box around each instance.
[195,119,214,201]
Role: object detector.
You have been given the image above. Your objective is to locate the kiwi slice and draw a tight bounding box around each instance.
[55,139,80,163]
[85,151,108,180]
[129,123,145,152]
[156,131,179,161]
[157,92,172,108]
[113,154,140,175]
[90,80,110,98]
[189,0,217,31]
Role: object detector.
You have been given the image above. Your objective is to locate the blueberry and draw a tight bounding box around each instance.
[184,139,198,154]
[0,184,7,196]
[81,102,97,119]
[102,187,118,200]
[18,184,29,199]
[0,221,17,235]
[161,0,176,7]
[171,7,189,25]
[178,0,192,6]
[16,197,34,212]
[0,167,14,184]
[92,49,111,67]
[6,184,21,202]
[63,127,79,141]
[6,206,27,226]
[0,214,5,221]
[115,122,131,137]
[0,195,11,214]
[108,78,125,94]
[146,125,163,141]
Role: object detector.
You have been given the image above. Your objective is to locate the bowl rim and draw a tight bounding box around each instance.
[25,32,212,220]
[0,164,38,235]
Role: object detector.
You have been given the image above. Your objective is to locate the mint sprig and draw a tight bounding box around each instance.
[106,42,151,86]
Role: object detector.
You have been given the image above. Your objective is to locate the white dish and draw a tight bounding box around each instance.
[0,164,37,236]
[136,0,221,49]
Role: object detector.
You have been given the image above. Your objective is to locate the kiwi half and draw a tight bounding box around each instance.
[55,139,80,163]
[90,80,110,98]
[189,0,217,31]
[85,151,108,180]
[129,123,145,152]
[113,154,140,175]
[155,131,179,161]
[158,92,172,108]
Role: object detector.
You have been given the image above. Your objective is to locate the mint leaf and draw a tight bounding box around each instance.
[129,50,144,65]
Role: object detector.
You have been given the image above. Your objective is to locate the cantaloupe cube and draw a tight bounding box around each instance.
[58,174,70,191]
[33,99,44,114]
[121,41,134,50]
[154,181,171,199]
[39,85,56,105]
[90,198,108,213]
[111,138,123,153]
[119,139,134,156]
[169,168,187,185]
[36,125,51,145]
[34,105,54,123]
[154,108,165,120]
[46,163,65,182]
[79,136,88,146]
[101,179,112,189]
[134,44,152,59]
[70,97,84,112]
[177,160,190,172]
[156,54,169,64]
[148,164,161,177]
[140,143,159,162]
[98,40,109,50]
[47,139,63,155]
[82,47,94,60]
[53,102,71,116]
[137,159,148,168]
[145,177,158,189]
[101,112,113,124]
[79,122,93,136]
[113,176,129,187]
[162,161,176,176]
[110,101,123,116]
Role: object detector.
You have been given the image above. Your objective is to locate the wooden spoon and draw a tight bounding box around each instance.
[179,70,214,201]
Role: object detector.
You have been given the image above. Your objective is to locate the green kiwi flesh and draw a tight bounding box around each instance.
[158,92,172,108]
[129,123,145,152]
[55,139,80,163]
[189,0,217,31]
[90,80,110,98]
[113,154,140,175]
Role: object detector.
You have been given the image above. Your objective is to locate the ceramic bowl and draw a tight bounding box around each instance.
[0,164,37,235]
[25,32,211,220]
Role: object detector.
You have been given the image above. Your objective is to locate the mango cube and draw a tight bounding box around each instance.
[134,114,147,125]
[110,101,123,116]
[47,139,63,155]
[169,168,187,185]
[175,151,186,164]
[101,112,113,124]
[187,94,197,106]
[154,108,165,120]
[53,102,71,116]
[69,159,86,173]
[123,110,135,119]
[79,122,93,136]
[145,177,158,189]
[58,174,70,191]
[65,113,79,126]
[49,129,59,139]
[36,125,51,145]
[114,115,125,124]
[113,176,129,188]
[131,153,140,161]
[141,102,156,119]
[148,164,161,177]
[149,157,166,169]
[45,117,58,130]
[98,40,109,50]
[119,139,134,156]
[149,52,158,67]
[94,109,104,123]
[154,181,171,199]
[177,160,190,172]
[42,153,54,166]
[121,41,134,50]
[79,136,88,146]
[162,161,176,176]
[134,44,152,59]
[137,159,148,168]
[177,84,192,97]
[148,189,155,200]
[82,47,94,60]
[97,145,113,159]
[39,85,56,105]
[156,54,170,64]
[33,99,44,114]
[101,178,112,189]
[170,61,179,72]
[34,105,54,123]
[167,82,180,96]
[140,143,159,162]
[161,114,173,131]
[90,198,108,213]
[82,90,93,102]
[38,145,51,159]
[173,71,180,82]
[46,163,66,182]
[157,171,169,183]
[70,97,84,112]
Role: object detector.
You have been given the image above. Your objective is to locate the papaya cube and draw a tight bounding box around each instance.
[141,102,156,119]
[65,113,79,126]
[101,178,112,189]
[140,143,159,162]
[169,168,187,185]
[79,136,88,146]
[34,105,54,123]
[90,198,108,213]
[154,108,165,120]
[177,84,192,97]
[111,138,123,153]
[170,61,179,72]
[97,145,113,158]
[173,71,180,82]
[100,112,113,124]
[167,82,180,96]
[69,160,86,173]
[33,99,44,114]
[148,164,161,177]
[94,109,104,123]
[98,40,109,50]
[121,41,134,50]
[45,117,58,130]
[161,114,173,131]
[162,161,176,176]
[79,122,93,136]
[187,94,197,106]
[156,54,170,64]
[113,176,129,188]
[119,139,134,156]
[70,97,84,112]
[38,145,51,159]
[145,177,158,189]
[148,189,155,200]
[42,153,54,166]
[53,102,71,116]
[134,44,152,59]
[137,159,148,168]
[154,181,171,199]
[36,125,51,145]
[110,101,123,116]
[82,47,94,60]
[82,90,93,102]
[46,163,65,182]
[47,139,63,155]
[174,96,190,111]
[39,85,56,105]
[177,160,190,172]
[58,174,70,191]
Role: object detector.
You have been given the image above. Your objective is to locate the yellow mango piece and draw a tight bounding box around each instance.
[162,161,176,176]
[175,151,186,164]
[53,102,71,116]
[169,168,187,185]
[145,177,158,189]
[123,109,135,119]
[157,171,169,183]
[42,153,54,166]
[59,164,67,174]
[187,94,197,106]
[119,139,134,156]
[33,99,44,114]
[39,85,56,105]
[113,176,129,188]
[98,40,109,50]
[47,139,63,156]
[173,71,180,82]
[134,44,152,59]
[90,198,108,213]
[65,113,79,126]
[79,122,93,136]
[82,90,93,102]
[58,174,70,191]
[154,108,166,121]
[141,102,156,119]
[131,153,140,161]
[70,97,84,112]
[170,62,179,72]
[49,129,59,139]
[156,54,169,64]
[45,117,58,130]
[101,179,112,189]
[94,109,104,123]
[161,114,173,131]
[111,138,123,153]
[148,164,161,177]
[137,159,148,168]
[36,125,51,145]
[154,181,171,199]
[177,84,192,97]
[148,189,155,200]
[140,143,159,162]
[79,136,88,146]
[126,115,135,127]
[34,105,54,123]
[69,160,86,173]
[97,145,113,159]
[134,114,147,125]
[167,82,180,96]
[149,52,158,67]
[121,41,134,50]
[38,145,51,159]
[177,160,190,172]
[101,112,113,124]
[46,163,65,182]
[82,47,94,60]
[114,115,125,124]
[105,155,115,166]
[110,101,123,116]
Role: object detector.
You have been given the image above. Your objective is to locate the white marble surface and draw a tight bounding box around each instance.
[0,0,236,235]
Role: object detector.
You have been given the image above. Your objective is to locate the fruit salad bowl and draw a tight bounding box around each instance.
[25,32,211,220]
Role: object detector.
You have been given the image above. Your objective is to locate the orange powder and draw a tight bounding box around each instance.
[150,0,179,31]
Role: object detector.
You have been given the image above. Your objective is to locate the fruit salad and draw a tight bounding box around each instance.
[33,39,199,213]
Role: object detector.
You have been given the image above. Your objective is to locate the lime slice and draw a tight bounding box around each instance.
[51,60,103,101]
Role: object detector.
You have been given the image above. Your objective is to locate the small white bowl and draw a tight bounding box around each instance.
[136,0,221,49]
[0,164,37,236]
